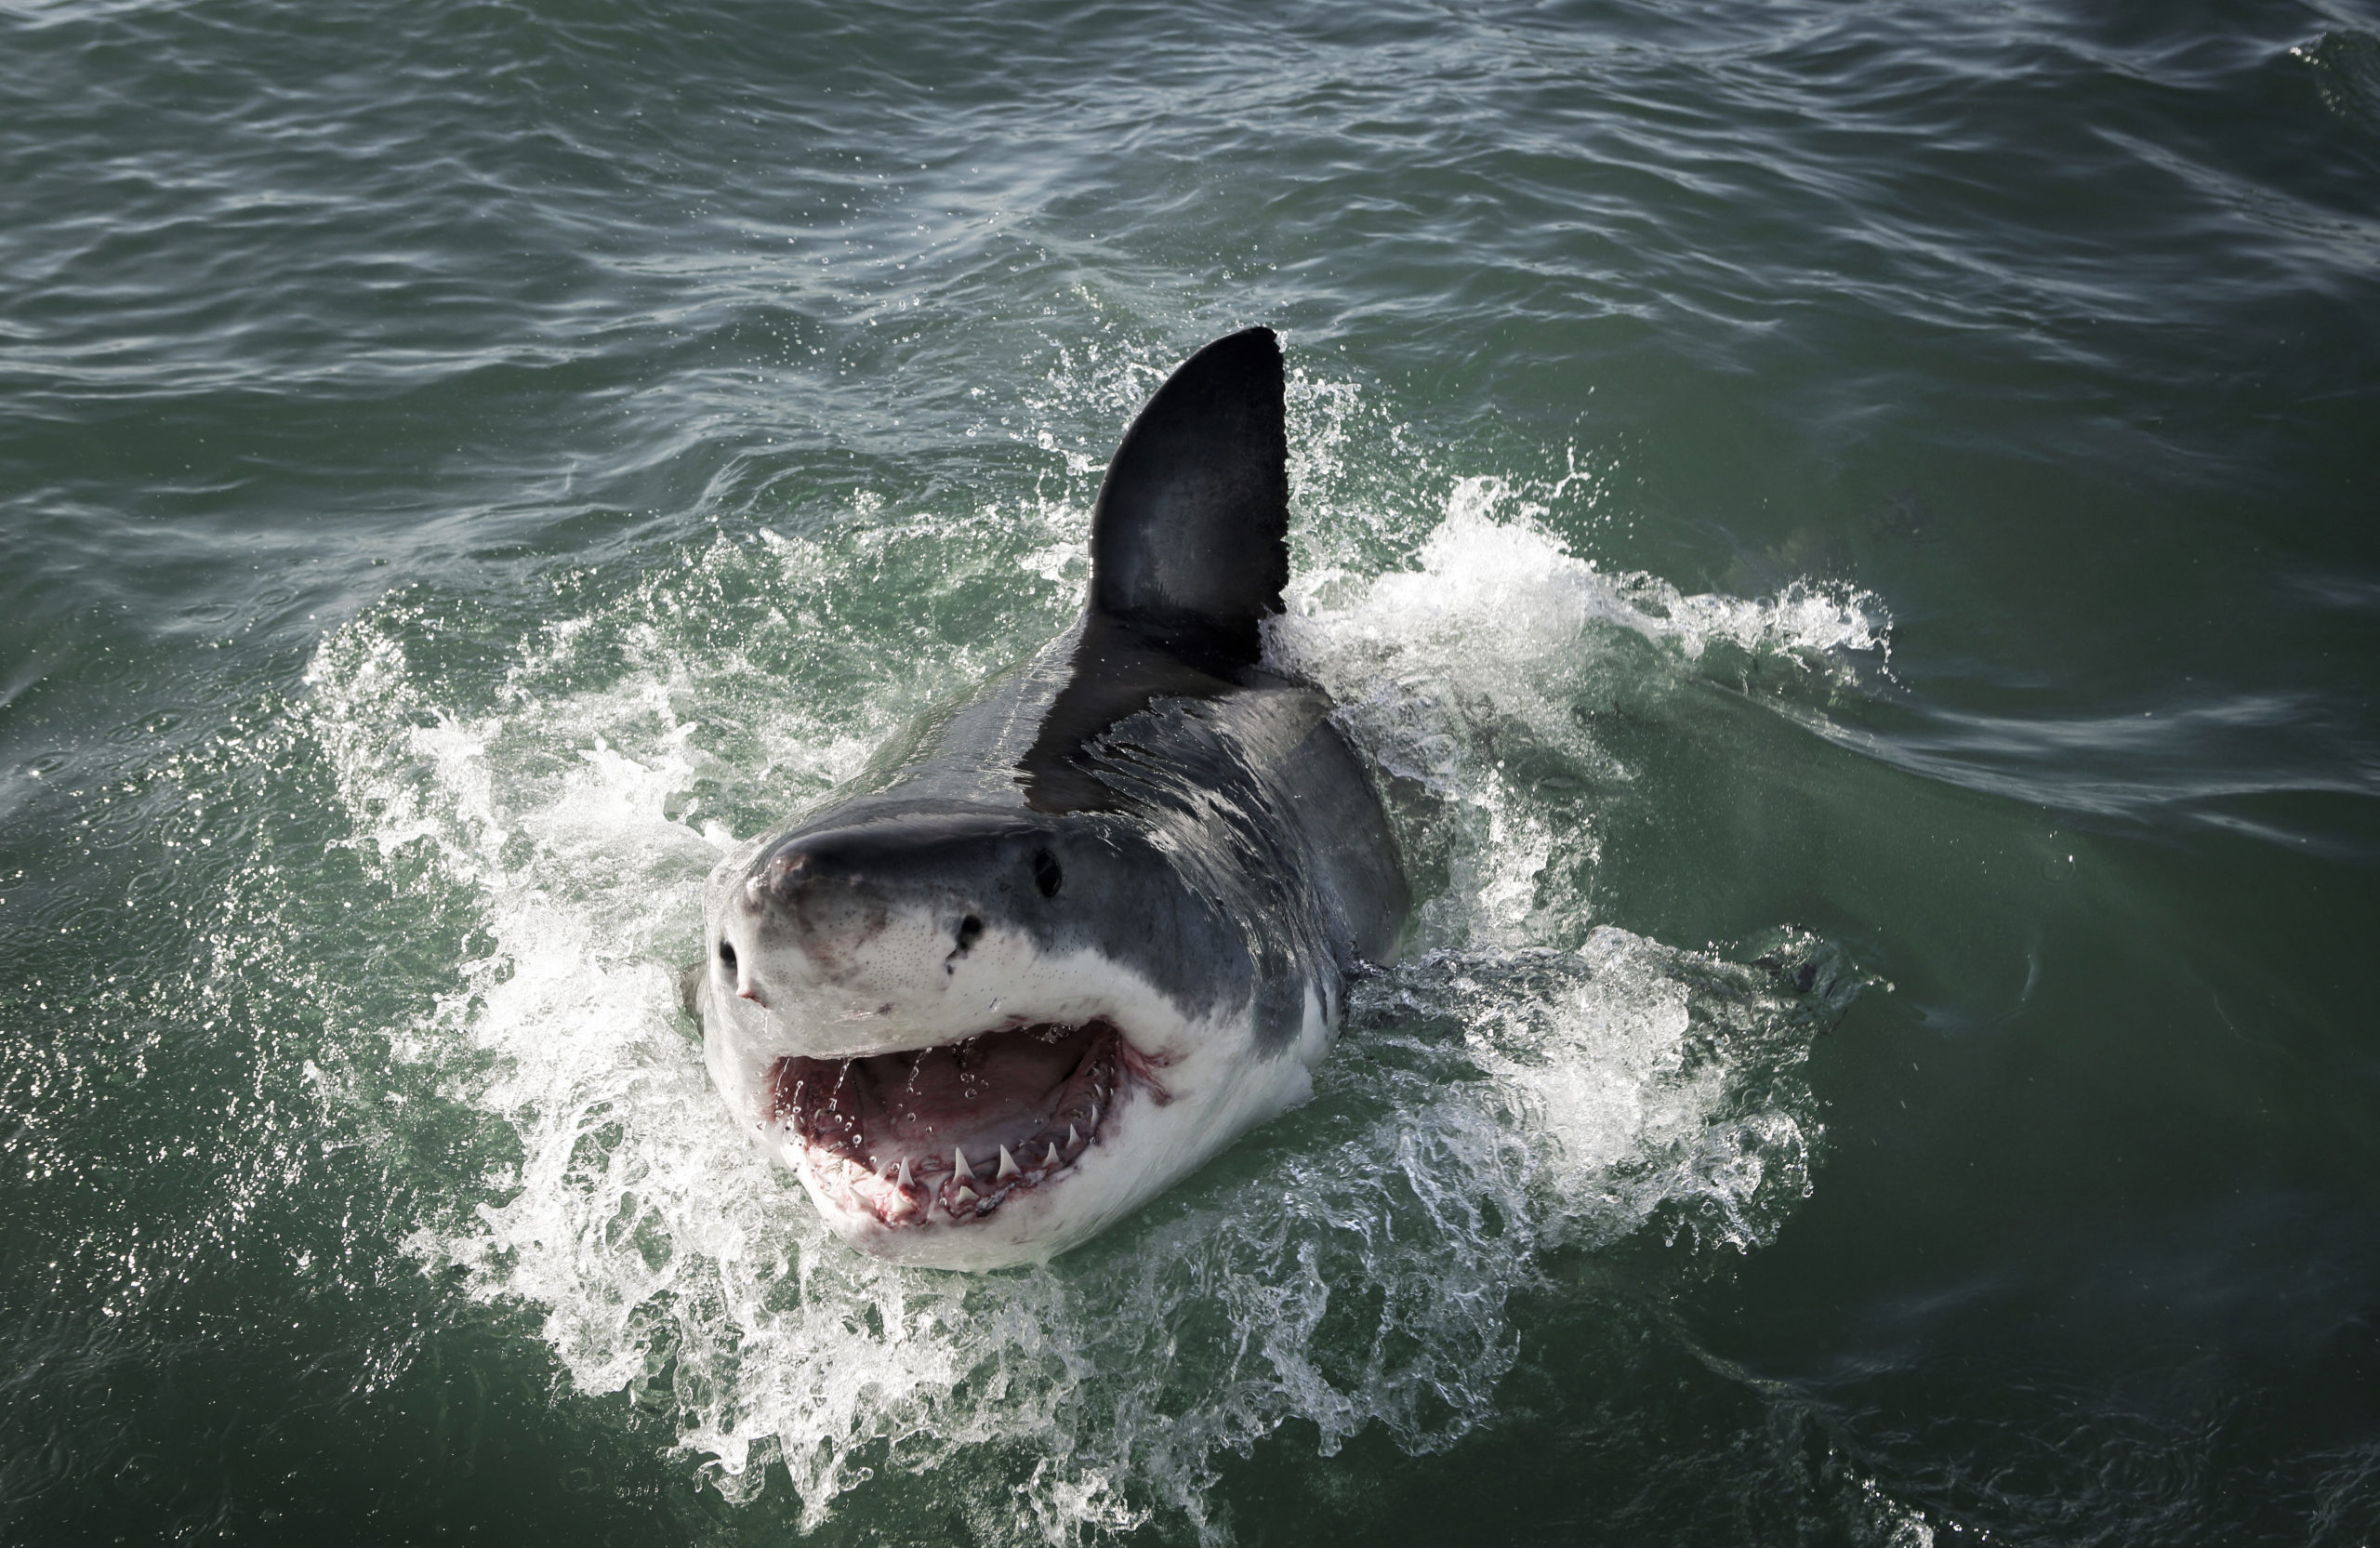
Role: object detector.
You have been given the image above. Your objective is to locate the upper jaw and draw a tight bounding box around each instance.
[707,899,1111,1060]
[717,975,1122,1062]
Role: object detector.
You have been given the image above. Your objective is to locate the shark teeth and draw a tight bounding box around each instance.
[817,1122,1106,1204]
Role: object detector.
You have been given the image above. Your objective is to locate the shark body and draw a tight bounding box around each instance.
[693,328,1408,1268]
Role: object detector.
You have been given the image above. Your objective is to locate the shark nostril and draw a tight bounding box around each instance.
[1032,849,1063,898]
[954,915,984,953]
[764,847,811,904]
[718,940,738,973]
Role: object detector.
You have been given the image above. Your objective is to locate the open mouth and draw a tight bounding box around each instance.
[769,1019,1154,1226]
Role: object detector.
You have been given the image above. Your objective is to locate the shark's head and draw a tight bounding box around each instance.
[697,800,1329,1269]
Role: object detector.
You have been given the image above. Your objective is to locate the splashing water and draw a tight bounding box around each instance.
[293,372,1880,1543]
[1277,475,1885,950]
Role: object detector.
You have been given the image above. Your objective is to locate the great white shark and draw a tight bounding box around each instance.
[688,327,1410,1270]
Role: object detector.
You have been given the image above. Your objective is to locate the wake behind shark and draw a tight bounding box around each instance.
[690,329,1410,1269]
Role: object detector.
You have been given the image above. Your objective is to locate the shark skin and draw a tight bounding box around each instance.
[691,328,1409,1270]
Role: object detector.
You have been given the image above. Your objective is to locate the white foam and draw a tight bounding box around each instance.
[298,379,1864,1543]
[1270,475,1885,950]
[1277,473,1887,727]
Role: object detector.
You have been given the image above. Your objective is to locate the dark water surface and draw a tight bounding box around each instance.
[5,0,2378,1541]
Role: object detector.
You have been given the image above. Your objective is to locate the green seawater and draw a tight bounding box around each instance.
[3,2,2376,1542]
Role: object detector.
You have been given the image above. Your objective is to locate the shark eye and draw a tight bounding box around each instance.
[955,915,983,952]
[717,940,737,973]
[1031,849,1064,898]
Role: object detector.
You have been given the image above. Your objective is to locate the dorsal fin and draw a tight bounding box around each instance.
[1088,327,1288,669]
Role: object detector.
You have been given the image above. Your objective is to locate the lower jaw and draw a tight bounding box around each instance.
[808,1190,1095,1269]
[794,1133,1095,1229]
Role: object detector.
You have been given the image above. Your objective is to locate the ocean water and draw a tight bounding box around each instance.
[3,1,2376,1542]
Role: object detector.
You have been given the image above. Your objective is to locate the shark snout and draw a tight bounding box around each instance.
[721,814,1071,1015]
[757,847,893,955]
[753,818,1062,928]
